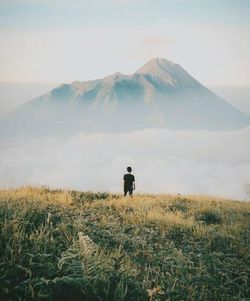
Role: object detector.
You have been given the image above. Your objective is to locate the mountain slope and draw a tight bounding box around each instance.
[1,58,250,140]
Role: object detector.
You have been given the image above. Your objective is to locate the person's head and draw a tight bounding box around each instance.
[127,166,132,173]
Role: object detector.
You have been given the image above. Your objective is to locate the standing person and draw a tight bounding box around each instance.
[123,167,135,197]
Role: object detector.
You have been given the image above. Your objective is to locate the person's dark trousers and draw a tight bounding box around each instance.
[124,187,133,196]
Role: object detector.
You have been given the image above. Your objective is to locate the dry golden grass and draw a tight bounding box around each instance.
[0,186,249,301]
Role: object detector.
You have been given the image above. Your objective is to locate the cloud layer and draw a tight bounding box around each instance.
[1,127,250,200]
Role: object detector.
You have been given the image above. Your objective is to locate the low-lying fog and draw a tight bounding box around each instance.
[0,127,249,200]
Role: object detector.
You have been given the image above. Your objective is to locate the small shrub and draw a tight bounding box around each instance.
[195,210,222,224]
[169,198,189,213]
[71,191,109,203]
[166,225,192,246]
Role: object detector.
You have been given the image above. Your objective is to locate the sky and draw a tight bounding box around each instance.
[0,0,250,85]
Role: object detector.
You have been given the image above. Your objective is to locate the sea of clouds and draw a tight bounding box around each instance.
[1,127,250,200]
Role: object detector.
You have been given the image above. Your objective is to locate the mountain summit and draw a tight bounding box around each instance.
[136,58,201,87]
[137,58,176,79]
[1,58,250,139]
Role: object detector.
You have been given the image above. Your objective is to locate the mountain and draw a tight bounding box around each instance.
[1,58,250,140]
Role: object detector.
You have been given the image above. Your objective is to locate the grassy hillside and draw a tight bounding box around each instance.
[0,187,249,301]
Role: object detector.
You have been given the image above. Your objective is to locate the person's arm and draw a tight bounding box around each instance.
[133,175,135,190]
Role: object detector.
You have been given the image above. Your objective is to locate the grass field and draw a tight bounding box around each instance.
[0,186,249,301]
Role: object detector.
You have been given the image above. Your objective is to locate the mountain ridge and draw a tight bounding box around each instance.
[1,58,250,139]
[24,58,204,105]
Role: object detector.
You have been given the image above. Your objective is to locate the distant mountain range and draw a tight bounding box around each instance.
[1,58,250,139]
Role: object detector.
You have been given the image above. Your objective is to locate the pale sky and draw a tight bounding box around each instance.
[0,0,250,85]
